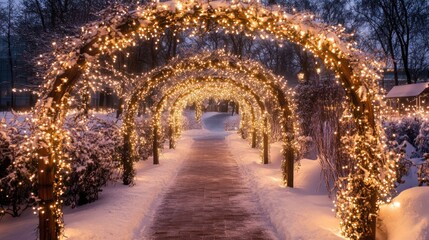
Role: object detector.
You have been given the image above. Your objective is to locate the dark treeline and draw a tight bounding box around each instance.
[0,0,428,89]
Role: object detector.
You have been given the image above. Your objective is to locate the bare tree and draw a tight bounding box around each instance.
[356,0,429,84]
[1,0,16,110]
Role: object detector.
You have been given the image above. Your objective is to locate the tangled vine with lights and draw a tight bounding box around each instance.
[29,0,396,239]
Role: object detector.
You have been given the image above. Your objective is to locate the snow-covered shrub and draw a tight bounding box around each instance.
[0,118,35,217]
[63,116,122,207]
[417,154,429,186]
[394,142,413,185]
[382,117,429,187]
[382,118,422,186]
[415,121,429,157]
[181,110,202,130]
[134,117,152,161]
[383,117,421,150]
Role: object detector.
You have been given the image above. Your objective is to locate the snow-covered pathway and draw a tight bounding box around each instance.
[143,133,278,239]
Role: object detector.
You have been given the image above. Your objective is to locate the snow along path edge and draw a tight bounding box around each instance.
[226,133,343,240]
[62,134,192,240]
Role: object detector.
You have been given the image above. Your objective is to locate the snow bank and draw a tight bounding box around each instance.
[379,187,429,240]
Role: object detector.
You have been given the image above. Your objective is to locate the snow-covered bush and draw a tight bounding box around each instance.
[181,110,202,130]
[62,116,122,207]
[383,118,420,184]
[383,117,421,150]
[417,154,429,186]
[134,117,153,161]
[394,143,413,185]
[415,121,429,157]
[0,118,35,217]
[382,117,429,187]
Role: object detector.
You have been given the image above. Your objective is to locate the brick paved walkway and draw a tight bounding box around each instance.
[145,134,278,239]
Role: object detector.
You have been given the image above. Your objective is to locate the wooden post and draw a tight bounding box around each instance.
[38,147,57,240]
[169,125,175,149]
[275,88,294,188]
[368,189,378,240]
[251,130,257,148]
[263,117,269,164]
[153,125,159,165]
[240,113,245,139]
[285,145,294,187]
[122,131,133,185]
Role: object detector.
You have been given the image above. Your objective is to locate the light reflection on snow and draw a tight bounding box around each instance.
[393,201,401,208]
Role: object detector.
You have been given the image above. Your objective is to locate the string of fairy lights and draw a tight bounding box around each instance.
[29,0,396,239]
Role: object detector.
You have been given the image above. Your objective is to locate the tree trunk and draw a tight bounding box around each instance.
[122,131,133,185]
[251,130,257,148]
[116,98,123,119]
[169,125,175,149]
[34,0,47,32]
[263,116,269,164]
[38,145,57,240]
[387,30,399,86]
[153,125,159,165]
[6,0,14,110]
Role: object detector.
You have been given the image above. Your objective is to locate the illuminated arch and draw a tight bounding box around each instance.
[165,86,258,148]
[154,81,263,144]
[151,79,269,163]
[31,1,394,239]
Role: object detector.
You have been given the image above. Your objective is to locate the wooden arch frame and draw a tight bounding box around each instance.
[32,1,394,239]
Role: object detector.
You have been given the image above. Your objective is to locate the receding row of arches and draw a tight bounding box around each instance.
[119,51,296,187]
[29,1,395,239]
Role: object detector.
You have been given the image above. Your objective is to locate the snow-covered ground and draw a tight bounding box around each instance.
[0,132,191,240]
[1,112,428,239]
[379,187,429,240]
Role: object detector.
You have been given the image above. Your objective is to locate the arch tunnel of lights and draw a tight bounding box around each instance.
[28,1,397,239]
